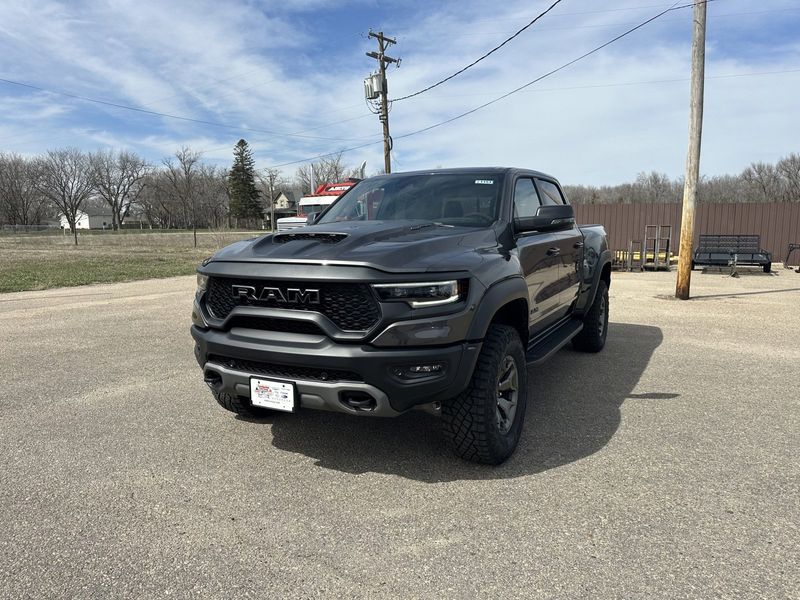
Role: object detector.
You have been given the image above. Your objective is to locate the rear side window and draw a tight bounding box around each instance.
[535,179,565,205]
[513,178,541,219]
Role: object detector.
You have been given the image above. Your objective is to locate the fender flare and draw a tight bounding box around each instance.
[577,249,613,314]
[466,276,529,341]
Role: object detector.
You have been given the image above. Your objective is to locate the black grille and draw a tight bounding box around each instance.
[209,355,362,383]
[205,277,380,331]
[227,316,324,336]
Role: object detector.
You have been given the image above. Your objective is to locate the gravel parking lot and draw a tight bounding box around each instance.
[1,268,797,598]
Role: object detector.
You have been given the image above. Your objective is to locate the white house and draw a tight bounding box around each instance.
[60,208,114,230]
[272,190,296,211]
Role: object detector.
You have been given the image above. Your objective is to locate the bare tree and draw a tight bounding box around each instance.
[294,153,359,194]
[699,174,740,204]
[0,153,47,229]
[565,153,800,206]
[136,171,174,228]
[742,162,781,202]
[634,171,678,203]
[196,164,229,229]
[34,148,94,245]
[162,147,201,247]
[258,167,283,230]
[777,153,800,202]
[89,149,150,230]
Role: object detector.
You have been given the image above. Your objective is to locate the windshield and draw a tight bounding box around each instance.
[317,173,502,227]
[298,203,330,215]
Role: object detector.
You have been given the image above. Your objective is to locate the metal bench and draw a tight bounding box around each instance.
[692,234,772,273]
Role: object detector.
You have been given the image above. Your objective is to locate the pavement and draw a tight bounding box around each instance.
[1,267,798,599]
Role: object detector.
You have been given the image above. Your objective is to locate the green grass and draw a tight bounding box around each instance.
[0,230,263,293]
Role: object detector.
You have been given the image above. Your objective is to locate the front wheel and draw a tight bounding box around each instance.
[572,279,609,353]
[763,263,772,273]
[442,324,528,465]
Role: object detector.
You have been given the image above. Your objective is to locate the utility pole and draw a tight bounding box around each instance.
[366,31,398,173]
[264,168,279,231]
[676,0,707,300]
[268,177,275,232]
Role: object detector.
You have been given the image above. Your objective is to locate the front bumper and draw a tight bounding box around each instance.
[191,325,481,416]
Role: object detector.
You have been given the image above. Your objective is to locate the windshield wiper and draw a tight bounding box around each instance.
[408,221,454,231]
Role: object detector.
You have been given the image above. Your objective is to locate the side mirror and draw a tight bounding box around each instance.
[305,212,319,225]
[514,204,575,233]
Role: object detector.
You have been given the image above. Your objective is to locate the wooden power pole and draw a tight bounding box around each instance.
[366,31,398,174]
[676,0,707,300]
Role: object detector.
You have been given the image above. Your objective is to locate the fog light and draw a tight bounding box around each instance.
[391,363,445,380]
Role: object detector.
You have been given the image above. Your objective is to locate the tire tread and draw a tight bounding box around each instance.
[442,324,526,464]
[212,389,271,417]
[572,279,608,353]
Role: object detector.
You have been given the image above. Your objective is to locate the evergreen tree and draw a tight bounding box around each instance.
[228,139,261,222]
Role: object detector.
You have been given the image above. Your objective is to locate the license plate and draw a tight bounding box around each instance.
[249,377,296,412]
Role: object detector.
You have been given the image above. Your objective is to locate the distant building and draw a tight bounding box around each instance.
[59,208,114,230]
[271,190,297,211]
[268,190,298,227]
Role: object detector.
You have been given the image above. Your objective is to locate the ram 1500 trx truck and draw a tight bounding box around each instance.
[191,168,611,464]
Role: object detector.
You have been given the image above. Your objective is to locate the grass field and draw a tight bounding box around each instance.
[0,229,262,293]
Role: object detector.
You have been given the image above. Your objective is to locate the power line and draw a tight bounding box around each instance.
[0,0,767,170]
[391,0,564,102]
[0,77,380,143]
[5,65,795,152]
[447,7,800,37]
[393,1,711,140]
[391,0,723,103]
[445,0,753,22]
[139,69,281,108]
[266,140,383,169]
[401,68,800,100]
[265,0,718,168]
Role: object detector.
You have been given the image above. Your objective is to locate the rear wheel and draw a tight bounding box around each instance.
[763,262,772,273]
[211,389,273,418]
[572,279,609,353]
[442,324,528,465]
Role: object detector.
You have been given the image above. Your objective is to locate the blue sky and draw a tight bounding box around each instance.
[0,0,798,185]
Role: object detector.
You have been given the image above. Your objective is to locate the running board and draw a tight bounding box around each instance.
[525,319,584,365]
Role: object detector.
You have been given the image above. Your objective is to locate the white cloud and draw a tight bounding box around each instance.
[0,0,798,183]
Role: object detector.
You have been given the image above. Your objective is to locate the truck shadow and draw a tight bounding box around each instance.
[266,322,664,482]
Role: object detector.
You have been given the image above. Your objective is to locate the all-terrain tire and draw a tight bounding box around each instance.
[442,324,528,465]
[572,279,609,353]
[212,389,272,418]
[763,262,772,273]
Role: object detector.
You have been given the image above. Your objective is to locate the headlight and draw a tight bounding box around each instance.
[372,280,466,308]
[193,273,210,327]
[196,273,209,297]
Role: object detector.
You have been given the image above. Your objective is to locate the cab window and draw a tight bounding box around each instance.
[513,178,541,219]
[535,179,566,205]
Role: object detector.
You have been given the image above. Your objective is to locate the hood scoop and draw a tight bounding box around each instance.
[272,231,349,244]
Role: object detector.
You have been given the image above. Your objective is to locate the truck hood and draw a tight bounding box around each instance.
[209,220,498,273]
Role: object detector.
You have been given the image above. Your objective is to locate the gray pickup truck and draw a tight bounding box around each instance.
[191,168,611,464]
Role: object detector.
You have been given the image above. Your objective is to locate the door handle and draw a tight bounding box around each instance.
[547,247,560,256]
[573,241,584,249]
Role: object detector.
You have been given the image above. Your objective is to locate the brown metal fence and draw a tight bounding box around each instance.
[573,202,800,266]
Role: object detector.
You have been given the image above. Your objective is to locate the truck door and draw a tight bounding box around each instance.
[512,177,563,335]
[535,178,582,311]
